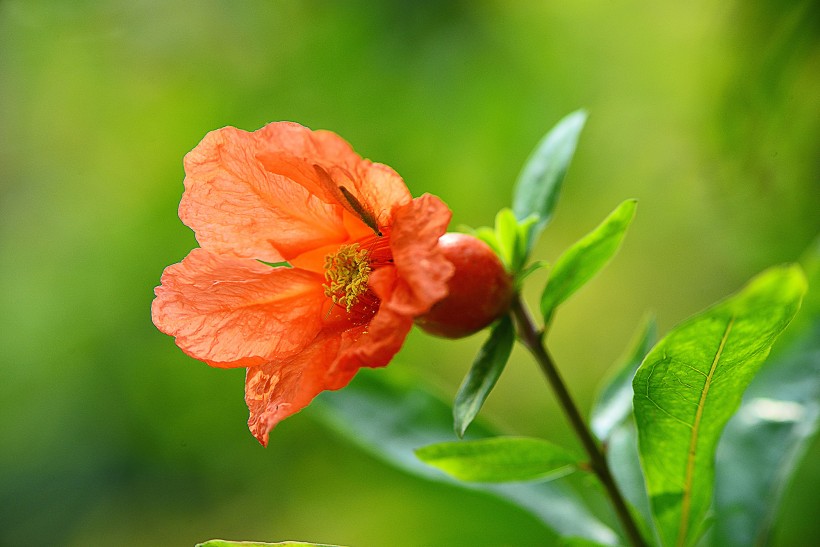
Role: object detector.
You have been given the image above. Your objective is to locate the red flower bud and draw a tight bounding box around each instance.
[416,232,514,338]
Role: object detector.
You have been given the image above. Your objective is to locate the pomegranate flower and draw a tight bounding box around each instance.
[152,122,454,446]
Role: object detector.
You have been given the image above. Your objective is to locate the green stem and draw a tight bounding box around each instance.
[510,295,647,547]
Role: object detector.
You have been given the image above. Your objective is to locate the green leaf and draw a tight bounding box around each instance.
[416,436,579,483]
[512,109,588,252]
[311,368,621,545]
[470,209,540,275]
[453,316,515,437]
[633,264,807,547]
[590,315,658,441]
[711,240,820,546]
[514,215,539,271]
[197,541,343,547]
[540,199,637,326]
[494,208,520,270]
[473,226,502,257]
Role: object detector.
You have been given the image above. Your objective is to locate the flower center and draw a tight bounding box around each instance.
[323,243,372,312]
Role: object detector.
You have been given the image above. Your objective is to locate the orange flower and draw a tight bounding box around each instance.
[152,122,454,446]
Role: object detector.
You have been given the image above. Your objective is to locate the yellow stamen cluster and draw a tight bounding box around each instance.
[323,244,372,312]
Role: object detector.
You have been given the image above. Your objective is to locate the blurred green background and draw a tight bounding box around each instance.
[1,1,818,545]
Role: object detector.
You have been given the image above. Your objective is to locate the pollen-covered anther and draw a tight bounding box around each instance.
[323,243,372,312]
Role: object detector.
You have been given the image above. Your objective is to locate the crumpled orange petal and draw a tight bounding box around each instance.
[334,303,415,373]
[245,329,367,446]
[380,193,455,316]
[180,125,348,262]
[256,123,412,230]
[242,196,453,445]
[154,121,457,446]
[152,248,327,367]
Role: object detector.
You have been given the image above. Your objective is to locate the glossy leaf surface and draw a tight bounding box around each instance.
[453,316,515,437]
[312,369,621,545]
[711,242,820,546]
[512,109,587,251]
[416,436,579,483]
[540,199,637,325]
[633,265,807,547]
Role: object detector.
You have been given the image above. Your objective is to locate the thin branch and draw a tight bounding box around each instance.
[510,295,648,547]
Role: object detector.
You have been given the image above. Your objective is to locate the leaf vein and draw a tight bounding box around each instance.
[679,363,709,378]
[645,361,696,429]
[677,316,735,547]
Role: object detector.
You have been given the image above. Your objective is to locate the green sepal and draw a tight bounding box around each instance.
[473,225,503,258]
[471,210,542,280]
[494,208,521,270]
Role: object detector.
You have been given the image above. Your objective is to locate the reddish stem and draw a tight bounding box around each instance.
[510,295,647,547]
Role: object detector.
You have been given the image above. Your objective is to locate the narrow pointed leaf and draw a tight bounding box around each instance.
[512,109,588,251]
[591,315,658,441]
[454,315,515,437]
[312,369,621,545]
[540,199,637,325]
[712,241,820,546]
[514,215,539,273]
[633,264,807,547]
[416,437,580,483]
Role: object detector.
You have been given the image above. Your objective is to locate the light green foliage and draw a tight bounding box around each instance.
[472,209,540,276]
[473,226,504,257]
[314,370,621,545]
[453,316,515,437]
[494,208,521,269]
[512,109,588,254]
[540,200,637,326]
[415,437,579,483]
[633,265,807,547]
[498,208,532,273]
[711,240,820,546]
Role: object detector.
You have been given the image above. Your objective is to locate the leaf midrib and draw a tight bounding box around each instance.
[677,316,735,547]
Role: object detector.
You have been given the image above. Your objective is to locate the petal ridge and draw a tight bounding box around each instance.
[180,126,348,261]
[152,248,326,367]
